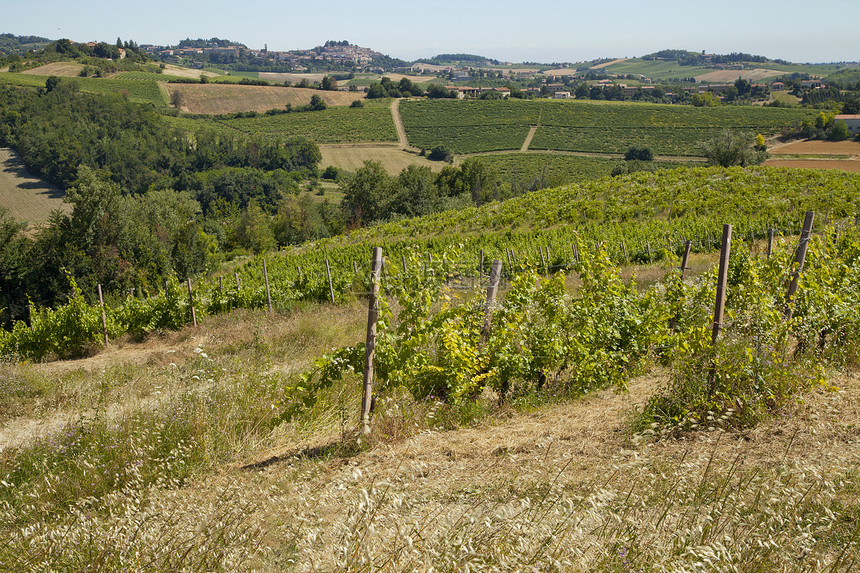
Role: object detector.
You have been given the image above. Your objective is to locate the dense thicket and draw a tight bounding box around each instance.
[0,81,320,208]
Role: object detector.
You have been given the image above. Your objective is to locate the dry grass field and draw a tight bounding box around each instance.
[319,144,445,174]
[20,62,84,77]
[694,68,784,82]
[165,84,365,114]
[770,140,860,156]
[259,72,333,84]
[589,58,630,70]
[766,140,860,172]
[160,64,219,79]
[0,148,68,224]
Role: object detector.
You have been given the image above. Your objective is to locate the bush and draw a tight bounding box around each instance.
[624,144,653,161]
[699,130,767,167]
[350,99,364,108]
[428,145,452,162]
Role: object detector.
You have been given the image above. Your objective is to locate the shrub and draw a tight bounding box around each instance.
[624,144,653,161]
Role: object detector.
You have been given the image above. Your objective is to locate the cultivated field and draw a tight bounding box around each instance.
[694,68,785,82]
[258,72,333,84]
[400,99,817,156]
[766,140,860,173]
[770,140,860,156]
[164,83,365,114]
[0,148,68,224]
[20,62,84,77]
[319,144,445,174]
[219,100,397,144]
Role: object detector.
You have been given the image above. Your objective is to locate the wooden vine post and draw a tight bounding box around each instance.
[219,276,223,295]
[767,228,775,259]
[482,260,503,345]
[186,278,198,327]
[360,247,383,436]
[325,259,336,304]
[711,224,733,346]
[97,284,109,347]
[263,258,272,314]
[784,211,815,321]
[708,224,732,396]
[680,240,692,280]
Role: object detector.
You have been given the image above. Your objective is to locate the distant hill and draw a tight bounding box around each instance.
[0,33,53,55]
[418,53,502,66]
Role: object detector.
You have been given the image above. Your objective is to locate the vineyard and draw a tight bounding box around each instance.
[459,153,689,186]
[400,99,817,156]
[4,164,860,570]
[0,72,166,106]
[3,166,860,361]
[215,100,398,144]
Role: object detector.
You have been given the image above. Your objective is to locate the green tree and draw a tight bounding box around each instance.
[235,200,276,254]
[624,144,653,161]
[340,160,391,224]
[321,75,336,90]
[308,93,327,111]
[699,130,766,167]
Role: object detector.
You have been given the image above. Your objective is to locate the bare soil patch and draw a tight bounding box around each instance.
[319,144,444,174]
[20,62,84,77]
[166,84,364,114]
[769,140,860,156]
[694,68,784,82]
[0,148,68,223]
[765,159,860,172]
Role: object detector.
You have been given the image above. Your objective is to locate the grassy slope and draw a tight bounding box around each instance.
[0,147,68,223]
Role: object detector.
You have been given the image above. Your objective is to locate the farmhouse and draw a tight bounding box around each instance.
[835,115,860,135]
[553,91,572,99]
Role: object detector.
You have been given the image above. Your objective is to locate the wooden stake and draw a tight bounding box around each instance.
[361,247,383,436]
[187,278,197,327]
[680,240,692,280]
[767,228,775,259]
[97,284,108,347]
[707,224,732,397]
[712,224,733,346]
[219,276,223,294]
[784,211,815,320]
[482,260,503,344]
[325,258,335,304]
[263,258,272,313]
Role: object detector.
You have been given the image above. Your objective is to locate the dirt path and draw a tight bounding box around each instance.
[521,125,538,152]
[390,98,414,151]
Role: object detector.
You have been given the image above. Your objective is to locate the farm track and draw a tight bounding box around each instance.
[521,125,538,151]
[390,98,420,152]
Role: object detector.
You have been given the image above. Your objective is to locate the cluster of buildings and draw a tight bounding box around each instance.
[139,42,383,70]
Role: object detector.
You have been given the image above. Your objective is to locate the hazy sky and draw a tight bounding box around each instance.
[3,0,858,64]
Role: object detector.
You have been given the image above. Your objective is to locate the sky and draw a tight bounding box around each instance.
[3,0,859,64]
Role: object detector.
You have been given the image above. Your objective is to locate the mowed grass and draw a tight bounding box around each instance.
[319,144,445,174]
[0,148,69,224]
[166,83,366,114]
[20,62,84,77]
